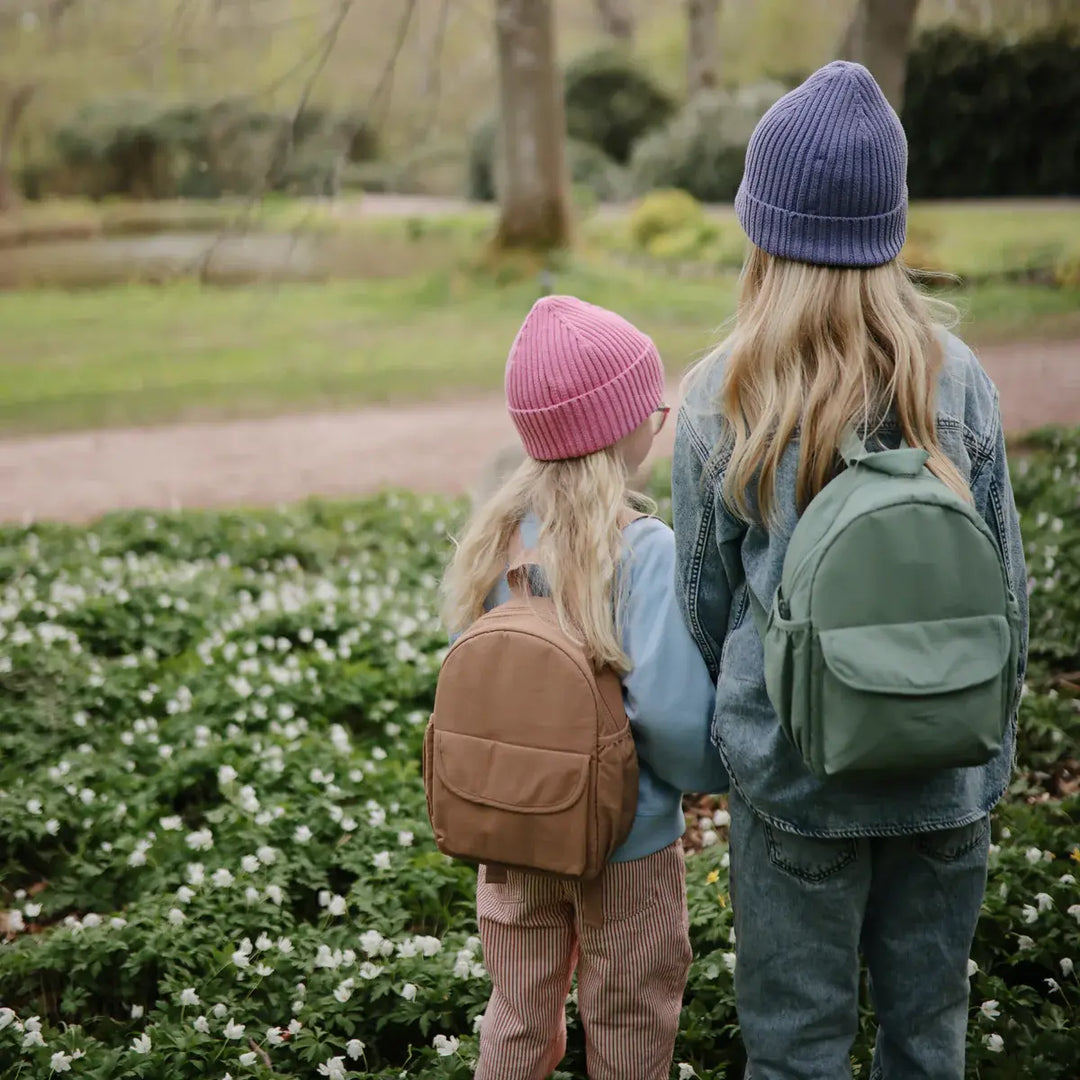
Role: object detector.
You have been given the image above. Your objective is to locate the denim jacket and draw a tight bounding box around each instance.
[671,330,1029,838]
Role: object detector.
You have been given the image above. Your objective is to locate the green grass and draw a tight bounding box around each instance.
[2,251,1079,437]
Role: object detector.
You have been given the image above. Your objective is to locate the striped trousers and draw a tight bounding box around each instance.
[475,842,692,1080]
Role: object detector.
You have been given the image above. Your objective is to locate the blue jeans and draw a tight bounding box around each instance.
[728,789,990,1080]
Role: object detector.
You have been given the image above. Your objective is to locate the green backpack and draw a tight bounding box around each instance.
[749,428,1023,780]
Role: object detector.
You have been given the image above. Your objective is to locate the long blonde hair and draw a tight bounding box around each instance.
[442,449,651,672]
[702,245,969,523]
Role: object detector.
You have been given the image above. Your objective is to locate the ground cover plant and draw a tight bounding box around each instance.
[0,429,1078,1079]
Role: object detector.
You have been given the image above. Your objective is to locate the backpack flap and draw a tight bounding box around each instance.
[814,613,1012,776]
[428,729,594,876]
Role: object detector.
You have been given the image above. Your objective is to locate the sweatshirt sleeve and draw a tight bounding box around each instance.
[620,519,729,794]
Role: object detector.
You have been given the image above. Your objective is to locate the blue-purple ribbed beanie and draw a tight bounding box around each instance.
[735,61,908,268]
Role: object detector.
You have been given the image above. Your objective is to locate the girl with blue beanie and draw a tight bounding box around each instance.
[672,61,1028,1079]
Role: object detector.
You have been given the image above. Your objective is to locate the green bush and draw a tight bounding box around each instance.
[903,27,1080,198]
[564,49,676,165]
[44,98,364,201]
[629,189,705,248]
[0,431,1077,1078]
[629,82,785,203]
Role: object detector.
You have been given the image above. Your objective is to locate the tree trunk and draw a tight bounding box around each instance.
[595,0,634,45]
[686,0,721,98]
[0,84,34,213]
[837,0,921,112]
[493,0,571,252]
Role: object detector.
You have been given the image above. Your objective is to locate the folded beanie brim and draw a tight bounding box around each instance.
[735,186,907,268]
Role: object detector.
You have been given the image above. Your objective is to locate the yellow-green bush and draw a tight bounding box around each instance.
[629,189,704,250]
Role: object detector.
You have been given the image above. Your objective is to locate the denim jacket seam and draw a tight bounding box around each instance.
[686,497,722,680]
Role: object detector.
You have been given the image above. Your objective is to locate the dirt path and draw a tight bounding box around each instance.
[1,339,1077,524]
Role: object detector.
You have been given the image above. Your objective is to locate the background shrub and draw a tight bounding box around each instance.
[563,49,676,165]
[43,97,372,200]
[902,27,1080,198]
[629,82,785,203]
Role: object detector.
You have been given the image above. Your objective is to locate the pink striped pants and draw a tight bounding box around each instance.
[475,842,692,1080]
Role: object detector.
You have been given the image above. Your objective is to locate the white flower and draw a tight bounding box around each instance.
[317,1057,347,1080]
[701,830,719,847]
[213,1003,228,1018]
[397,831,414,847]
[45,819,59,835]
[26,799,42,815]
[131,1033,152,1054]
[359,930,386,957]
[713,808,731,828]
[288,1018,302,1035]
[722,951,737,974]
[433,1034,460,1057]
[50,1051,73,1072]
[678,1065,697,1080]
[22,1029,45,1049]
[1060,873,1076,885]
[1035,892,1054,912]
[0,1008,15,1031]
[415,935,442,957]
[967,959,978,977]
[266,884,284,905]
[984,1033,1004,1053]
[1025,846,1043,864]
[160,815,183,831]
[278,936,294,954]
[187,863,206,885]
[359,962,383,980]
[346,1038,365,1060]
[130,1005,144,1019]
[193,1015,210,1034]
[6,909,25,933]
[401,982,417,1001]
[255,963,274,977]
[212,868,235,888]
[1061,957,1074,976]
[179,988,200,1007]
[1069,904,1080,923]
[1021,904,1039,924]
[294,825,313,843]
[1018,935,1035,950]
[128,850,147,868]
[241,855,260,874]
[218,764,238,785]
[233,949,252,970]
[168,907,186,926]
[341,816,358,832]
[244,886,260,905]
[326,894,347,917]
[256,845,277,865]
[1045,977,1062,993]
[239,1051,258,1067]
[223,1019,245,1039]
[266,1027,285,1046]
[187,829,214,852]
[372,851,392,871]
[176,886,195,904]
[255,933,272,951]
[980,999,1001,1020]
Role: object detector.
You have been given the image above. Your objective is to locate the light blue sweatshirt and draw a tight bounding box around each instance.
[484,516,728,862]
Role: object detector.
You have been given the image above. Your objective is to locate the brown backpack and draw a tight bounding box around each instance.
[424,565,639,901]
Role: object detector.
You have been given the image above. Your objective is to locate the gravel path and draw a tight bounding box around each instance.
[1,339,1076,524]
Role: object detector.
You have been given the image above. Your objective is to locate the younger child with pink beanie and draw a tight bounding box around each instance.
[443,295,726,1080]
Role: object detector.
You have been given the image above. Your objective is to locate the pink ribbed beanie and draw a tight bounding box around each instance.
[505,295,665,461]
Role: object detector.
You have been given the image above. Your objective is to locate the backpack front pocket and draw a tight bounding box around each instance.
[431,729,592,876]
[814,614,1012,776]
